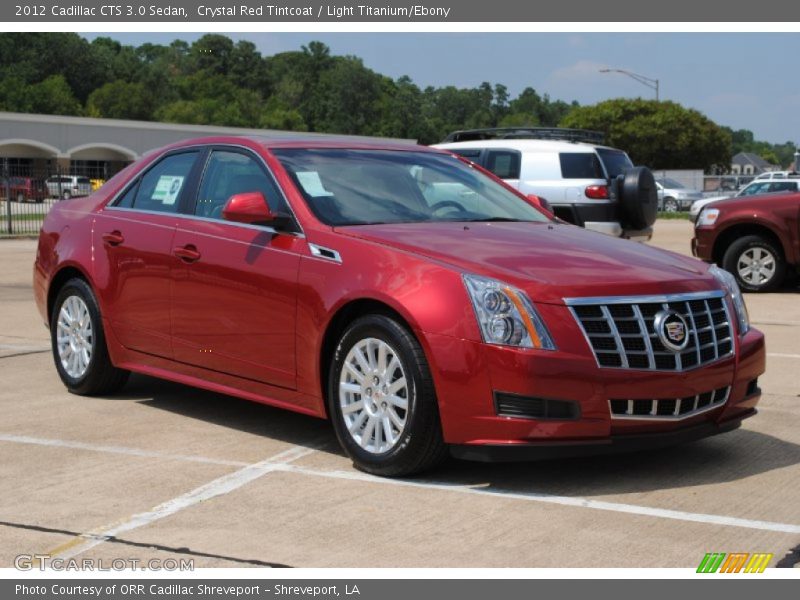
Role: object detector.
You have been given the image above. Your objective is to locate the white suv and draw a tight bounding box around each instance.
[434,128,657,240]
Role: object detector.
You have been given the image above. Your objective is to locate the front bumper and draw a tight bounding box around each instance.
[425,310,765,458]
[451,411,751,462]
[691,226,714,261]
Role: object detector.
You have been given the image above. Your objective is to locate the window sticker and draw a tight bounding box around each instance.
[296,171,334,197]
[152,175,185,205]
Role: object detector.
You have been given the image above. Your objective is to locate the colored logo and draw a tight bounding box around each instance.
[697,552,773,573]
[654,310,690,352]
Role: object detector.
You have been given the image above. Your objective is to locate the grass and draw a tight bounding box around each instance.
[656,211,691,220]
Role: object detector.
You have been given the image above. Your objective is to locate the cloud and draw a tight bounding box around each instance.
[549,60,609,83]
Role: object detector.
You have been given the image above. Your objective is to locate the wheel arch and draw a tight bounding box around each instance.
[318,298,425,420]
[47,265,93,325]
[712,222,787,266]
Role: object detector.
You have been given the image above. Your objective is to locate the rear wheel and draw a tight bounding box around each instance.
[62,190,71,200]
[51,278,129,395]
[723,235,786,293]
[328,314,447,477]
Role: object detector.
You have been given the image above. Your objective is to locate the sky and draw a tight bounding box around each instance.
[85,33,799,145]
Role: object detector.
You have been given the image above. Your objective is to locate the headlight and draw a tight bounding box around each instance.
[709,264,750,335]
[697,208,719,226]
[463,274,556,350]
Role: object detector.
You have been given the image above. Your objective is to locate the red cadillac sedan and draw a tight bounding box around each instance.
[34,136,765,476]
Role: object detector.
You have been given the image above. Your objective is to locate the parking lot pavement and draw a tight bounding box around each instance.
[1,221,798,568]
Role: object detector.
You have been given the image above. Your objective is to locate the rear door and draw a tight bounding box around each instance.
[93,149,201,358]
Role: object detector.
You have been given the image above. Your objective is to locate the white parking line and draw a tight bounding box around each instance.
[43,444,318,561]
[0,433,251,467]
[276,464,800,535]
[767,352,800,359]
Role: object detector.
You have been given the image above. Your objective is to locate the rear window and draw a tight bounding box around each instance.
[596,149,634,178]
[559,152,603,179]
[451,149,482,162]
[77,177,91,184]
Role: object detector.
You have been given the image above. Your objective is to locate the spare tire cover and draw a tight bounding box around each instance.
[617,166,658,230]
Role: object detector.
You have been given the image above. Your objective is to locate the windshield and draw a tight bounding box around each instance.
[596,148,634,178]
[659,178,685,189]
[273,149,551,226]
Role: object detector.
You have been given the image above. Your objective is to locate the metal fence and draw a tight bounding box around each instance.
[0,159,128,238]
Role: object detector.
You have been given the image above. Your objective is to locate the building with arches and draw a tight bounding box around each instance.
[0,111,409,180]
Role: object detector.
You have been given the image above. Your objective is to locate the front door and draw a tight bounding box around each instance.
[170,148,301,390]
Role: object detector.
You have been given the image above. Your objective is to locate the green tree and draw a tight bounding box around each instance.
[561,98,731,170]
[87,81,154,120]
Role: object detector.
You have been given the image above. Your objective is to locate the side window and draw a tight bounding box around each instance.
[195,150,284,219]
[768,182,796,193]
[451,149,483,164]
[485,150,521,179]
[559,153,604,179]
[113,182,138,208]
[131,151,199,213]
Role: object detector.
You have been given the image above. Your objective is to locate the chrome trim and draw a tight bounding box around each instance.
[564,290,726,306]
[104,142,304,236]
[567,291,735,373]
[609,387,730,422]
[308,243,342,264]
[103,206,305,238]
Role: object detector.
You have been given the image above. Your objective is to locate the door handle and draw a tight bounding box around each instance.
[102,231,124,246]
[173,244,201,263]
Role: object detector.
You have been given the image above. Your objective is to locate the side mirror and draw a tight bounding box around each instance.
[527,193,553,216]
[222,192,277,225]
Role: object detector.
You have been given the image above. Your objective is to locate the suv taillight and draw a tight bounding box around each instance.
[584,185,609,199]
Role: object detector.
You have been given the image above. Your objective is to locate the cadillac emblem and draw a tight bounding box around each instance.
[654,309,690,352]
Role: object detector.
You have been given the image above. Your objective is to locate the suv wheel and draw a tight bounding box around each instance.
[662,197,679,212]
[51,278,130,395]
[62,190,71,200]
[328,314,447,477]
[723,235,786,292]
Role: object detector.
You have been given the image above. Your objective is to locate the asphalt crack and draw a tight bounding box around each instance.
[0,520,290,568]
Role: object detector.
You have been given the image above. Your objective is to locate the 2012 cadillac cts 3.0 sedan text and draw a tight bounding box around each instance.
[33,137,765,476]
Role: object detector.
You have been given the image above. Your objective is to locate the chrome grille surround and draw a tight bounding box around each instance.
[565,291,734,372]
[609,387,730,421]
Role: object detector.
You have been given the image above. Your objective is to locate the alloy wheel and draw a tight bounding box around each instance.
[56,295,93,379]
[338,337,409,454]
[737,247,776,286]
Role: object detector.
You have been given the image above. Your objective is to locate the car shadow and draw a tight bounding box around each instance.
[112,374,800,498]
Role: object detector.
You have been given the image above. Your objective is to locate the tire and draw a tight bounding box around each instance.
[51,277,130,395]
[62,190,71,200]
[617,166,658,230]
[722,235,786,293]
[328,314,447,477]
[662,197,679,213]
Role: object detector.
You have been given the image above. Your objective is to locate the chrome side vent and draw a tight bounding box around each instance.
[308,243,342,263]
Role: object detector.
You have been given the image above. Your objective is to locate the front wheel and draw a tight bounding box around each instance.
[328,314,447,477]
[662,197,679,212]
[722,235,786,292]
[51,278,130,395]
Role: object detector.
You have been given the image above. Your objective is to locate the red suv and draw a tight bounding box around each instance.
[692,192,800,292]
[2,176,47,203]
[34,137,764,476]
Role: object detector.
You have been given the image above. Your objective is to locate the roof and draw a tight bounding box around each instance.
[732,152,775,170]
[434,138,617,153]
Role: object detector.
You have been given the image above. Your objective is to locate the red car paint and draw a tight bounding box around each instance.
[34,136,765,456]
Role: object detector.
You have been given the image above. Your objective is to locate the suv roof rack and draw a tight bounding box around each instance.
[442,127,606,145]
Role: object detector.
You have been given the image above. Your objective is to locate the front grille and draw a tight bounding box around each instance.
[609,387,730,420]
[567,291,734,371]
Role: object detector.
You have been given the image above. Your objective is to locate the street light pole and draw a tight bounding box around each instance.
[599,68,660,101]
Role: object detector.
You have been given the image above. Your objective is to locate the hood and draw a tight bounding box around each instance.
[337,221,719,305]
